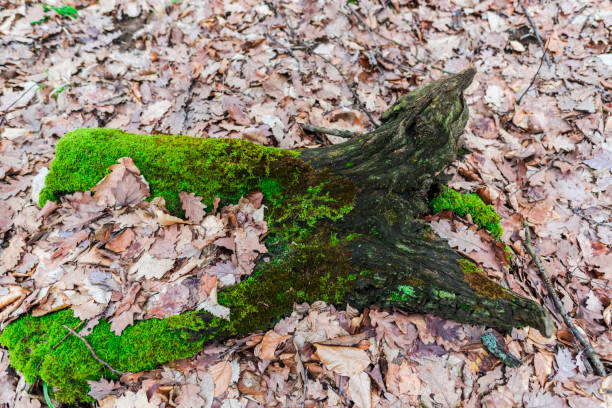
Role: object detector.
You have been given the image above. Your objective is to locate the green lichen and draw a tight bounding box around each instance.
[6,128,359,403]
[459,259,512,300]
[430,186,503,240]
[388,285,417,303]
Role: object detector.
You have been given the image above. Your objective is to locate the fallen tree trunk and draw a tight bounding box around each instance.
[3,68,552,402]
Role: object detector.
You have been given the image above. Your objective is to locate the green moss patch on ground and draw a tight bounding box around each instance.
[6,128,359,402]
[430,186,503,240]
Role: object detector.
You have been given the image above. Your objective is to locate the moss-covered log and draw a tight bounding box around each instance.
[1,68,552,402]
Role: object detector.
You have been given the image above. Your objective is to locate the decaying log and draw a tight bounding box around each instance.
[39,68,553,339]
[2,68,554,403]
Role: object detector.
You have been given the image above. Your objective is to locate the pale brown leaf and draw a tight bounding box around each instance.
[179,191,206,224]
[314,344,370,376]
[209,360,232,397]
[254,330,291,360]
[105,228,135,253]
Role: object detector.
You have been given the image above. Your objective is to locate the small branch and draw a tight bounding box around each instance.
[0,82,39,129]
[517,38,549,104]
[522,220,606,376]
[518,0,552,67]
[345,4,386,83]
[62,324,126,376]
[301,124,361,138]
[347,4,383,57]
[32,320,87,389]
[314,53,381,127]
[263,0,380,128]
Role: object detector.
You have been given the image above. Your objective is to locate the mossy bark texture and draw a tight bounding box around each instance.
[2,68,552,402]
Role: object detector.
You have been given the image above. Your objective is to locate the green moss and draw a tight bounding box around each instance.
[0,309,226,403]
[217,229,359,336]
[6,128,359,402]
[430,186,503,240]
[40,128,296,215]
[458,259,512,300]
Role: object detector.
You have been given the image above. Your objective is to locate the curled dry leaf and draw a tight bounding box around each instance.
[105,228,135,253]
[0,286,29,310]
[155,210,188,227]
[314,344,370,376]
[254,330,291,360]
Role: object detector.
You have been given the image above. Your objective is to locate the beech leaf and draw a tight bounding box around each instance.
[314,344,370,376]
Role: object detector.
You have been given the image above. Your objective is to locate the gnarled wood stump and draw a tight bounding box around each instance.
[3,68,552,403]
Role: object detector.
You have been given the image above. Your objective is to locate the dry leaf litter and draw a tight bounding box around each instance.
[0,0,611,407]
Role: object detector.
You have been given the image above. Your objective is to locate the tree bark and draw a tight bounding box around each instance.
[227,68,552,337]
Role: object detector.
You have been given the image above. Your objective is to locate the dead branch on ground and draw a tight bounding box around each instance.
[523,219,606,376]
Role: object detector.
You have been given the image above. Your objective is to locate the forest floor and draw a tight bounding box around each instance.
[0,0,611,407]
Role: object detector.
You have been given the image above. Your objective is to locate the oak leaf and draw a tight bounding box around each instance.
[179,191,206,224]
[92,157,150,208]
[208,361,232,397]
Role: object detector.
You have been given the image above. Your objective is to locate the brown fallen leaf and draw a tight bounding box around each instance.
[105,228,135,253]
[254,330,291,360]
[226,102,251,125]
[245,192,263,209]
[92,157,150,207]
[155,209,188,226]
[0,285,30,310]
[179,191,206,224]
[238,370,267,396]
[348,372,371,408]
[209,360,232,397]
[87,378,123,400]
[2,232,26,271]
[314,344,370,376]
[386,359,421,397]
[533,351,554,387]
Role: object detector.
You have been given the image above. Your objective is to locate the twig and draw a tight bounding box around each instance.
[0,82,39,129]
[517,38,549,104]
[344,5,448,76]
[366,29,452,74]
[265,29,301,73]
[522,219,606,376]
[315,53,381,127]
[347,4,381,56]
[570,207,611,227]
[518,0,552,67]
[301,123,361,138]
[264,0,380,128]
[29,320,87,393]
[62,324,126,375]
